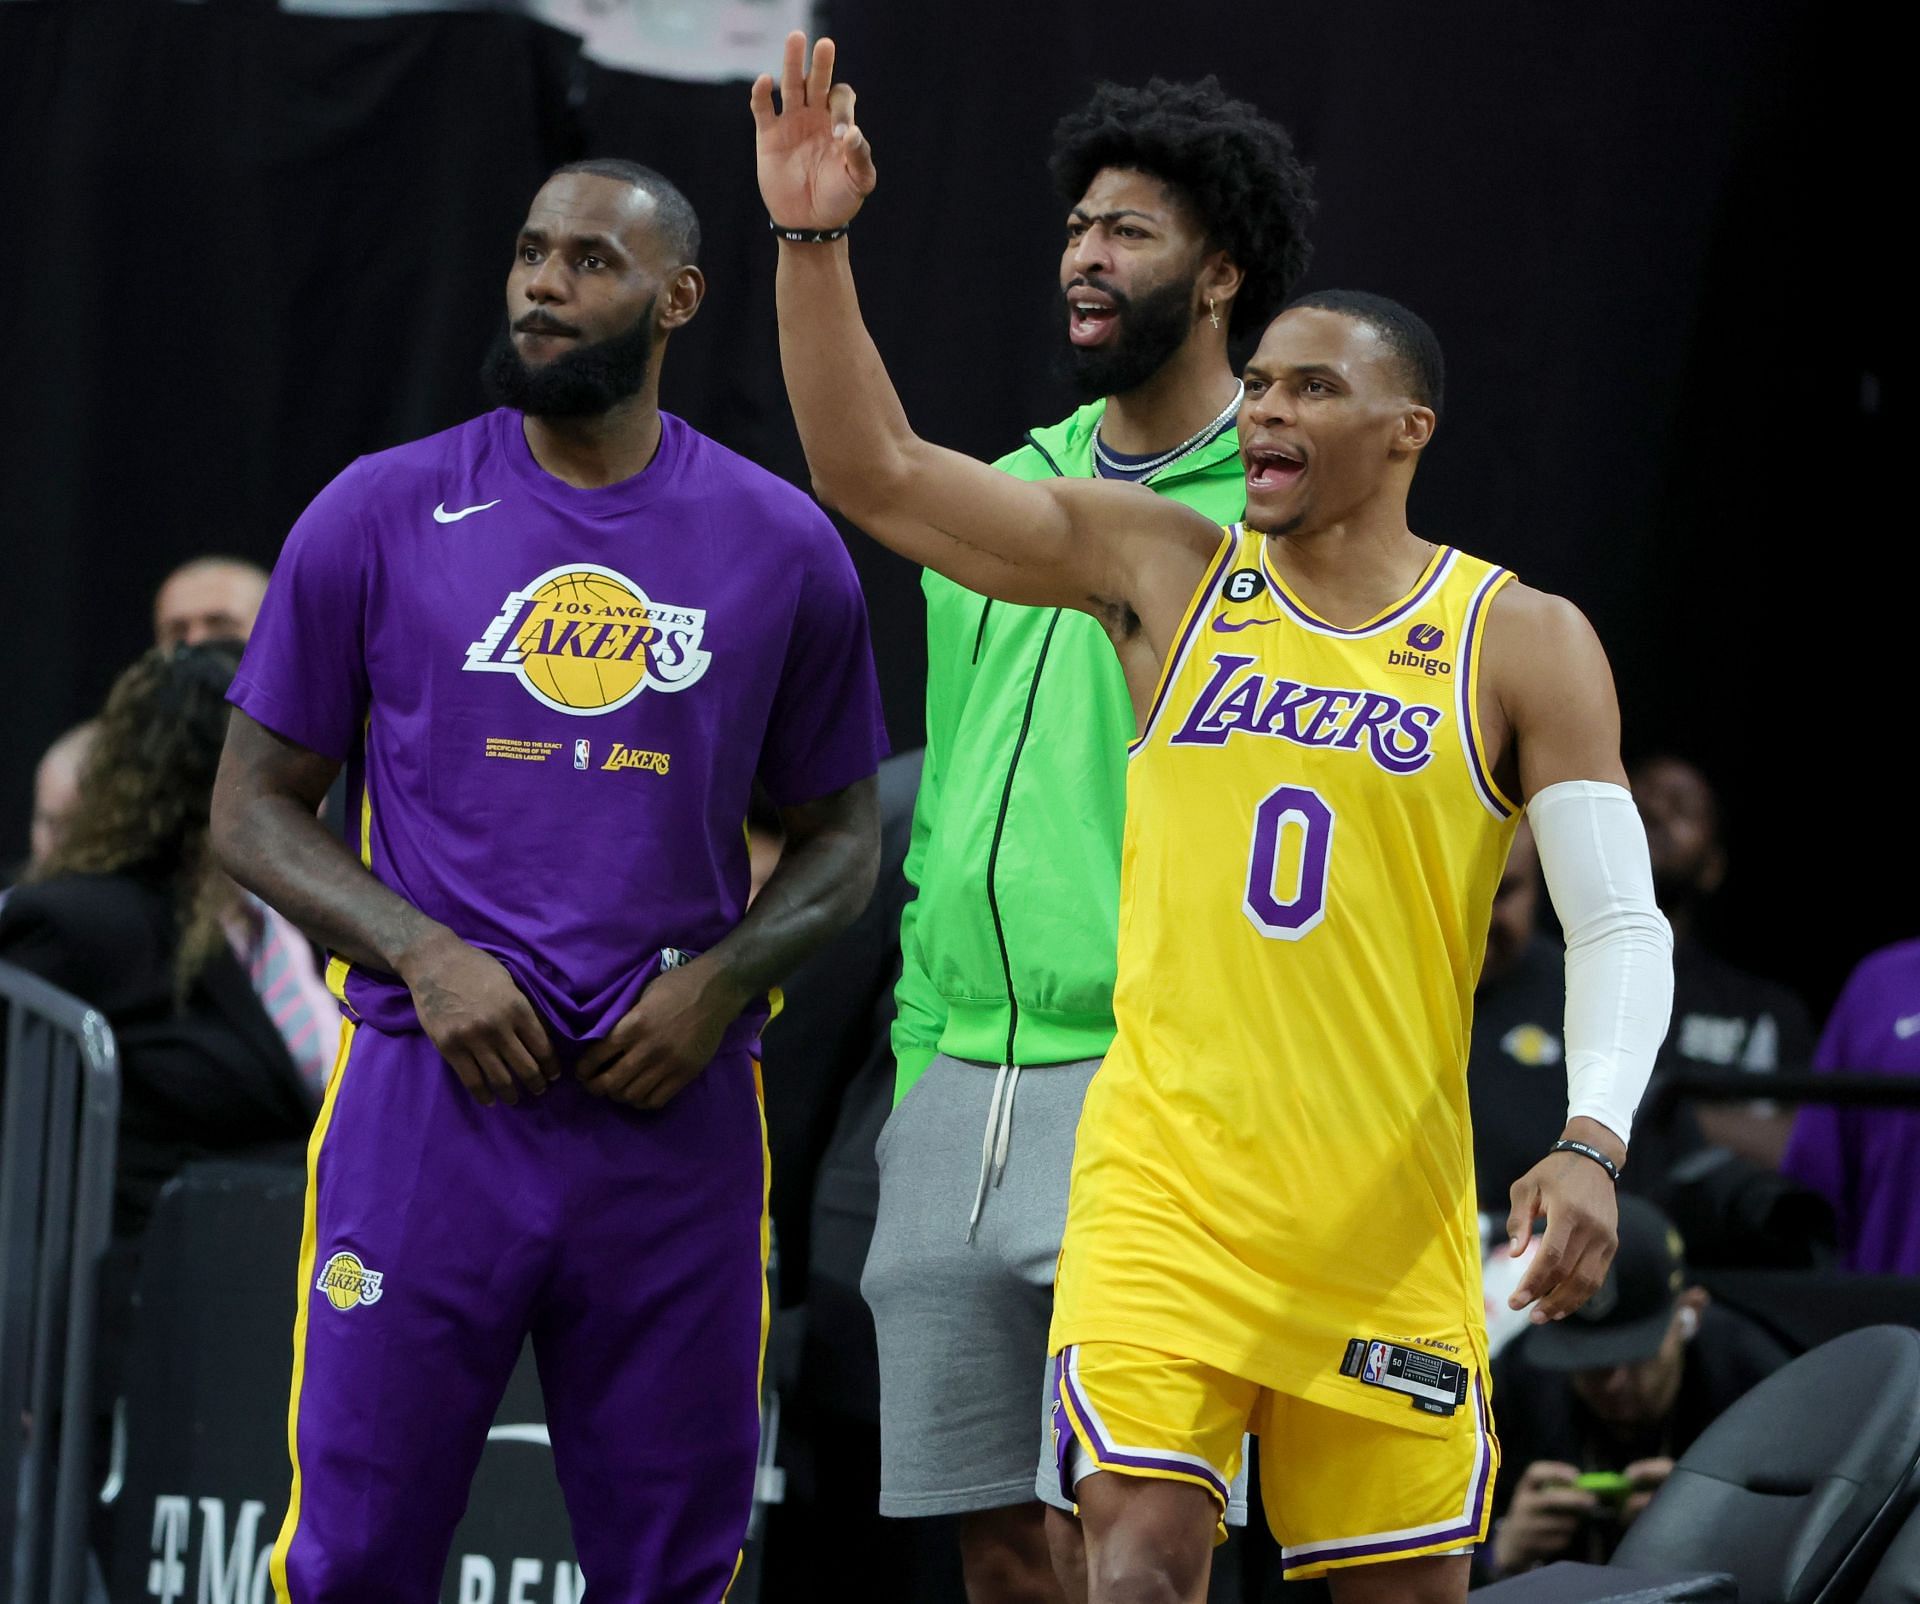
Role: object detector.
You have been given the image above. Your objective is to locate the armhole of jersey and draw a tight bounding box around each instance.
[1459,568,1521,818]
[1128,525,1240,758]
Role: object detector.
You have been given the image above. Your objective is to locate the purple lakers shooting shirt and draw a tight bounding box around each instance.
[231,408,889,1056]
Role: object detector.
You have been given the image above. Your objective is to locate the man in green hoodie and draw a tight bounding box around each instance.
[860,79,1315,1602]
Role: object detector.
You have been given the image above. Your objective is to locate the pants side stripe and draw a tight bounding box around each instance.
[268,1019,359,1603]
[724,1059,774,1603]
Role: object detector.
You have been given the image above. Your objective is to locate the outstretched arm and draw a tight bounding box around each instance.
[750,33,1218,632]
[1484,588,1673,1322]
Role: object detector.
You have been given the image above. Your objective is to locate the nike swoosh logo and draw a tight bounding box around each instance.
[1896,1014,1920,1040]
[1211,616,1283,633]
[433,499,501,524]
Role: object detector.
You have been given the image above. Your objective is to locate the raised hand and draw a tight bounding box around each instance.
[750,31,875,230]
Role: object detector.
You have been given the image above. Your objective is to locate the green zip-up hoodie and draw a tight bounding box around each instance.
[891,397,1247,1101]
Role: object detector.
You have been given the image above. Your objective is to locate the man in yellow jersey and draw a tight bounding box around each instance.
[753,36,1674,1603]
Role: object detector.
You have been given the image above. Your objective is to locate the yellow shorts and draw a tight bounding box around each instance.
[1049,1341,1498,1580]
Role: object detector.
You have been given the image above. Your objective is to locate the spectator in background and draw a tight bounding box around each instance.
[1486,1196,1789,1578]
[0,643,318,1499]
[1469,823,1565,1216]
[28,719,97,871]
[761,751,967,1604]
[152,555,268,648]
[1635,755,1814,1169]
[1783,937,1920,1274]
[1470,824,1701,1217]
[150,552,342,1095]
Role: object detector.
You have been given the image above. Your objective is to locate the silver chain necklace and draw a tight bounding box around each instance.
[1093,381,1244,478]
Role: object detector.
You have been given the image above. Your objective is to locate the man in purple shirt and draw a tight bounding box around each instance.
[1783,939,1920,1276]
[211,158,887,1603]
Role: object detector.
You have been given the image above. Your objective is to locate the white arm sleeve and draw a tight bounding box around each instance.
[1526,779,1675,1148]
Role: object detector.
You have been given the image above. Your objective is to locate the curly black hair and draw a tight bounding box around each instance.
[1050,78,1315,343]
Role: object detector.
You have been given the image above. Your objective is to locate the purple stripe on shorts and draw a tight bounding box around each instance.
[1285,1380,1494,1568]
[1059,1349,1231,1505]
[1049,1354,1076,1503]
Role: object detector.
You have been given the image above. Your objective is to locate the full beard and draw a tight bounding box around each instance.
[1054,274,1199,404]
[481,300,658,419]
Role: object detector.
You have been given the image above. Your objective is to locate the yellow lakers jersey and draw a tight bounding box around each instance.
[1051,526,1521,1437]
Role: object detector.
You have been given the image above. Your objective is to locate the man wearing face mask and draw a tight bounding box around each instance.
[1485,1196,1790,1577]
[860,79,1314,1602]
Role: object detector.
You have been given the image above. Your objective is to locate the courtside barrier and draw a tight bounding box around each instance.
[0,962,119,1604]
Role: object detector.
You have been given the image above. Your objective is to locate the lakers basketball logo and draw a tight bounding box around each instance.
[1501,1022,1563,1067]
[463,563,711,715]
[316,1250,385,1311]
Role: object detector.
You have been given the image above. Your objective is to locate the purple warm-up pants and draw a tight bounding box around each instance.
[267,1021,770,1603]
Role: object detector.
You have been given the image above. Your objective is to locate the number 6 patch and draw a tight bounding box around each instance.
[1224,568,1267,603]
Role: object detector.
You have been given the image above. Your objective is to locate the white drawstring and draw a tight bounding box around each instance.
[965,1063,1022,1242]
[994,1063,1021,1188]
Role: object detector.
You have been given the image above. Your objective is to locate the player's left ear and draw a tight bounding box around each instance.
[1200,248,1245,318]
[1396,404,1437,455]
[659,265,706,332]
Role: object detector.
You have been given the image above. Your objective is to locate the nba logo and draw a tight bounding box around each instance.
[1364,1342,1387,1384]
[574,739,590,770]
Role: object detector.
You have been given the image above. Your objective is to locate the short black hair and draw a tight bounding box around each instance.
[550,158,701,265]
[1285,288,1444,416]
[1050,78,1314,343]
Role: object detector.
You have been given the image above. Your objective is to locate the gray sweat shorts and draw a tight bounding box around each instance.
[860,1052,1248,1523]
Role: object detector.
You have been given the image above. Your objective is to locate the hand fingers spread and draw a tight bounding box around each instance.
[749,74,776,132]
[779,29,806,108]
[806,34,836,107]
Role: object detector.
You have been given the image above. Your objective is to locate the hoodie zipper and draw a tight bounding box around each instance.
[978,431,1073,1067]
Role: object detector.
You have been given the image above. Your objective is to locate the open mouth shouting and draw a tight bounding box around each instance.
[1068,285,1120,347]
[1245,442,1307,493]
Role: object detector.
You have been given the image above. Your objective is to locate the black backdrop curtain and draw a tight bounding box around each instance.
[0,0,1900,1011]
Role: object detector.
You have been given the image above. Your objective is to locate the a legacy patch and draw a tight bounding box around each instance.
[1340,1338,1470,1417]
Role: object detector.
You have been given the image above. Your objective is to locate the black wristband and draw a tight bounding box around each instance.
[1550,1138,1620,1184]
[769,219,851,243]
